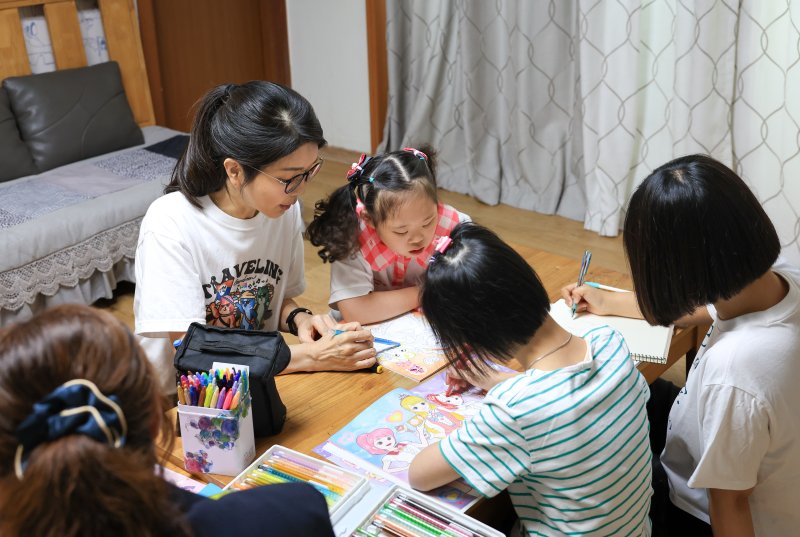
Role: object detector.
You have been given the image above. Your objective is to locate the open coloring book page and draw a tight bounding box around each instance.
[314,371,489,511]
[369,311,448,382]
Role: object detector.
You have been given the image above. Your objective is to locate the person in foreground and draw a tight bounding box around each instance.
[408,222,653,536]
[0,305,335,537]
[306,146,469,324]
[135,81,375,394]
[563,154,800,537]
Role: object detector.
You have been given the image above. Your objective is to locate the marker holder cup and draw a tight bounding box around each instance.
[177,363,255,476]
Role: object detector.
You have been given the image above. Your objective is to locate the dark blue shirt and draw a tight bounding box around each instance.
[170,482,335,537]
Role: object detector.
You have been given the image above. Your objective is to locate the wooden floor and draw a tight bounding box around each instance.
[95,147,685,385]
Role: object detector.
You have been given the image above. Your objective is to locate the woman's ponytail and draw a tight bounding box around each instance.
[0,305,196,537]
[306,184,360,262]
[0,437,191,537]
[165,85,233,207]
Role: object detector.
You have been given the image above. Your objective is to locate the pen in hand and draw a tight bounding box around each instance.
[585,281,629,293]
[333,328,383,374]
[571,250,592,319]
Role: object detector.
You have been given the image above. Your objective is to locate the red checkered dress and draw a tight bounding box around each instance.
[355,202,461,287]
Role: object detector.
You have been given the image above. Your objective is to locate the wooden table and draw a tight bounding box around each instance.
[158,246,704,524]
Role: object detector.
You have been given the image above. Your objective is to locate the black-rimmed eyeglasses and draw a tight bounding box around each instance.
[245,158,324,193]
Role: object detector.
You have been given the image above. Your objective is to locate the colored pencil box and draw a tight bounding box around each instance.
[174,322,290,437]
[223,445,369,525]
[348,486,504,537]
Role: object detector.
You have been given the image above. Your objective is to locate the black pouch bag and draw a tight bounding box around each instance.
[174,322,291,437]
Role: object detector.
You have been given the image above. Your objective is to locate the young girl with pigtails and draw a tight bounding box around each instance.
[306,146,470,324]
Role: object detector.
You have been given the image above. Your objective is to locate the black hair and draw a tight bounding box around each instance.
[420,222,551,374]
[624,154,781,326]
[165,81,326,207]
[305,145,439,262]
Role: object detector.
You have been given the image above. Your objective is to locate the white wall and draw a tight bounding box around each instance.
[286,0,371,152]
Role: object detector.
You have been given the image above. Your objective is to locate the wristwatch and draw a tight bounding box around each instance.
[286,307,312,336]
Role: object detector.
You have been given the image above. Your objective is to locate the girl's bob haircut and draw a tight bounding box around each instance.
[624,154,780,326]
[420,222,551,374]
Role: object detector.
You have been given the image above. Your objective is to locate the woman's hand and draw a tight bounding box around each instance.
[295,312,336,343]
[289,322,376,372]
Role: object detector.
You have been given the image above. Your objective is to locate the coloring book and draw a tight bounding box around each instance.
[369,311,448,382]
[314,371,487,511]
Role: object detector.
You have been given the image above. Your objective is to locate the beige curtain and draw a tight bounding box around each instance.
[382,0,800,265]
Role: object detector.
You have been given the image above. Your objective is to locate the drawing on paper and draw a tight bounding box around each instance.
[368,311,448,381]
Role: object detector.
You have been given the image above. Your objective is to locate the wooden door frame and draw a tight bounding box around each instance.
[365,0,388,152]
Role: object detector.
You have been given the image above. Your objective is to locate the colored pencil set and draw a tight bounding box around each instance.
[177,367,249,411]
[354,490,496,537]
[227,446,366,519]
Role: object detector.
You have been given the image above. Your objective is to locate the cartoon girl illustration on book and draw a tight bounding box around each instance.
[356,425,428,474]
[426,392,482,419]
[400,395,462,440]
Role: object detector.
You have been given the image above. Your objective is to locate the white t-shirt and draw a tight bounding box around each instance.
[662,259,800,536]
[328,209,470,308]
[134,192,306,393]
[440,326,652,536]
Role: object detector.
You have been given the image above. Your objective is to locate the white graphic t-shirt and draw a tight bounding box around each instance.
[134,192,305,392]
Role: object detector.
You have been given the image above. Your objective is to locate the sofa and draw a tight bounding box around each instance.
[0,61,185,325]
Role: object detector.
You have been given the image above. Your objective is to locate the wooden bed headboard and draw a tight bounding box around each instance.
[0,0,155,127]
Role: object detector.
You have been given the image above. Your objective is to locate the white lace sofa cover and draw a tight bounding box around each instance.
[0,126,184,325]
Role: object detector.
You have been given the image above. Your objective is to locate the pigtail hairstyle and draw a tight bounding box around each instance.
[306,144,439,262]
[420,222,551,375]
[0,305,192,537]
[166,81,327,207]
[624,154,781,326]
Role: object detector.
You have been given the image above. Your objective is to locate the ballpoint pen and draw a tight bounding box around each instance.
[572,250,592,318]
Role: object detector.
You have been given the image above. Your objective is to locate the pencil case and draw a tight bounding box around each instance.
[174,322,290,437]
[223,444,368,525]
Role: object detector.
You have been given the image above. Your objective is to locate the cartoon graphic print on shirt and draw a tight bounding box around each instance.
[203,259,282,330]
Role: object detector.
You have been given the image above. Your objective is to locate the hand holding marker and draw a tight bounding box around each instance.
[332,327,400,373]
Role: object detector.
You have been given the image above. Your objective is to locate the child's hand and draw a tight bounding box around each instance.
[561,283,612,316]
[295,312,337,342]
[561,284,643,319]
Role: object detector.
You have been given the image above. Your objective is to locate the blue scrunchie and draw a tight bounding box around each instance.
[14,380,128,479]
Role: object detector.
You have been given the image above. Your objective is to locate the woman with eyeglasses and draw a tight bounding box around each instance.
[134,81,376,394]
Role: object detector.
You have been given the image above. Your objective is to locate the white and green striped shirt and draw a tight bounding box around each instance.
[440,326,652,536]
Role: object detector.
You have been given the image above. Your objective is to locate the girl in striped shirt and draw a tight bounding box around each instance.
[408,222,653,536]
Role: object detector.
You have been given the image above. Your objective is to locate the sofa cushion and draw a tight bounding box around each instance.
[3,62,144,173]
[0,88,38,182]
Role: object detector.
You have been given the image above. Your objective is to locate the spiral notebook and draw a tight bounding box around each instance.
[549,299,673,364]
